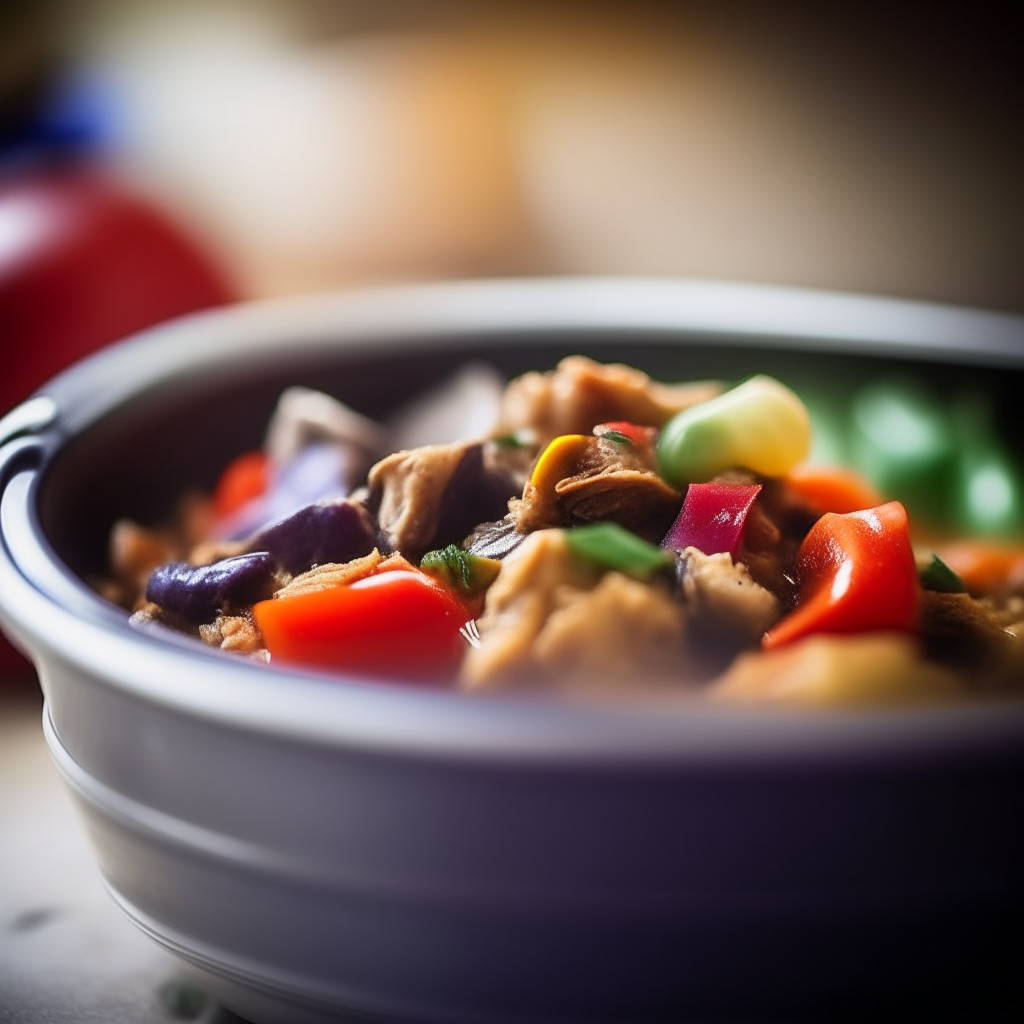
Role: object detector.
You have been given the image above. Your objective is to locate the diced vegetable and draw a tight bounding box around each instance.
[594,421,657,446]
[850,378,953,524]
[660,482,762,558]
[253,569,468,679]
[431,443,520,552]
[564,522,673,580]
[147,552,277,624]
[785,464,882,516]
[919,555,968,594]
[464,515,529,560]
[763,502,919,649]
[657,376,810,487]
[932,540,1024,596]
[420,544,502,600]
[254,499,375,575]
[213,450,270,519]
[493,430,533,449]
[529,434,590,492]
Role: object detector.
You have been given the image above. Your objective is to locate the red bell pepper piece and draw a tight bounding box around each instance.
[594,421,658,446]
[763,501,919,649]
[253,570,468,680]
[660,482,762,557]
[213,450,271,519]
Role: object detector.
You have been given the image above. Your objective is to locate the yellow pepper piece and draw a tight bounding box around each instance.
[529,434,590,492]
[657,375,810,486]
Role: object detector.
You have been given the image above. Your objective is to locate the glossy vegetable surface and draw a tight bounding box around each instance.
[213,451,270,519]
[253,570,468,678]
[919,555,967,594]
[657,376,810,486]
[564,522,672,580]
[420,545,501,601]
[529,435,590,491]
[785,464,882,516]
[764,502,918,649]
[661,482,762,557]
[147,553,277,624]
[254,500,375,576]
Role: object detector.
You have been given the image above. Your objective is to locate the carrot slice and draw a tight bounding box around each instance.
[786,464,883,516]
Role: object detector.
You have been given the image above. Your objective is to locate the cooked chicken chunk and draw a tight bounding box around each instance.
[676,547,781,645]
[532,572,687,684]
[462,529,687,688]
[368,440,518,558]
[510,431,682,542]
[497,355,720,446]
[199,614,265,654]
[461,530,599,687]
[712,633,962,706]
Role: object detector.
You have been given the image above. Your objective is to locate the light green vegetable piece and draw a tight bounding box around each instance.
[563,522,673,580]
[850,376,953,523]
[420,545,501,597]
[657,375,811,487]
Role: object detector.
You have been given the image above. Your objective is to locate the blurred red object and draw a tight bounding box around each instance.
[0,167,235,676]
[1,169,234,413]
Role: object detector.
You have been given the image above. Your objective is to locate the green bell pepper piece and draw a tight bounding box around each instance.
[850,377,954,524]
[918,554,967,594]
[564,522,673,580]
[420,545,501,597]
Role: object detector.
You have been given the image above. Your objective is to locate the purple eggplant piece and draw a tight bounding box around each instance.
[253,498,375,575]
[432,443,519,551]
[146,552,276,624]
[464,515,527,560]
[218,442,355,541]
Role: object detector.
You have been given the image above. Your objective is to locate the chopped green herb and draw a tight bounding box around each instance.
[420,544,502,596]
[564,522,673,580]
[493,431,532,449]
[599,430,632,447]
[919,554,968,593]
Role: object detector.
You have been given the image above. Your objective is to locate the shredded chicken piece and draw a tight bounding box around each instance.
[532,573,687,684]
[510,432,682,541]
[555,471,681,542]
[461,530,600,688]
[497,355,720,446]
[368,441,475,556]
[199,614,265,654]
[273,549,416,598]
[462,531,687,688]
[712,633,963,705]
[676,547,781,645]
[275,550,383,598]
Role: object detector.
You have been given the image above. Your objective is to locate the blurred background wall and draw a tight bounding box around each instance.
[3,0,1022,309]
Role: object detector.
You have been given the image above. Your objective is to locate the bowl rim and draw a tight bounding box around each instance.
[3,276,1024,766]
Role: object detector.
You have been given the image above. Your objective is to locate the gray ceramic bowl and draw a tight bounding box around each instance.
[2,279,1024,1023]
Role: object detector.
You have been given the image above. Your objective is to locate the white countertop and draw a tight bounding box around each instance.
[0,676,242,1024]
